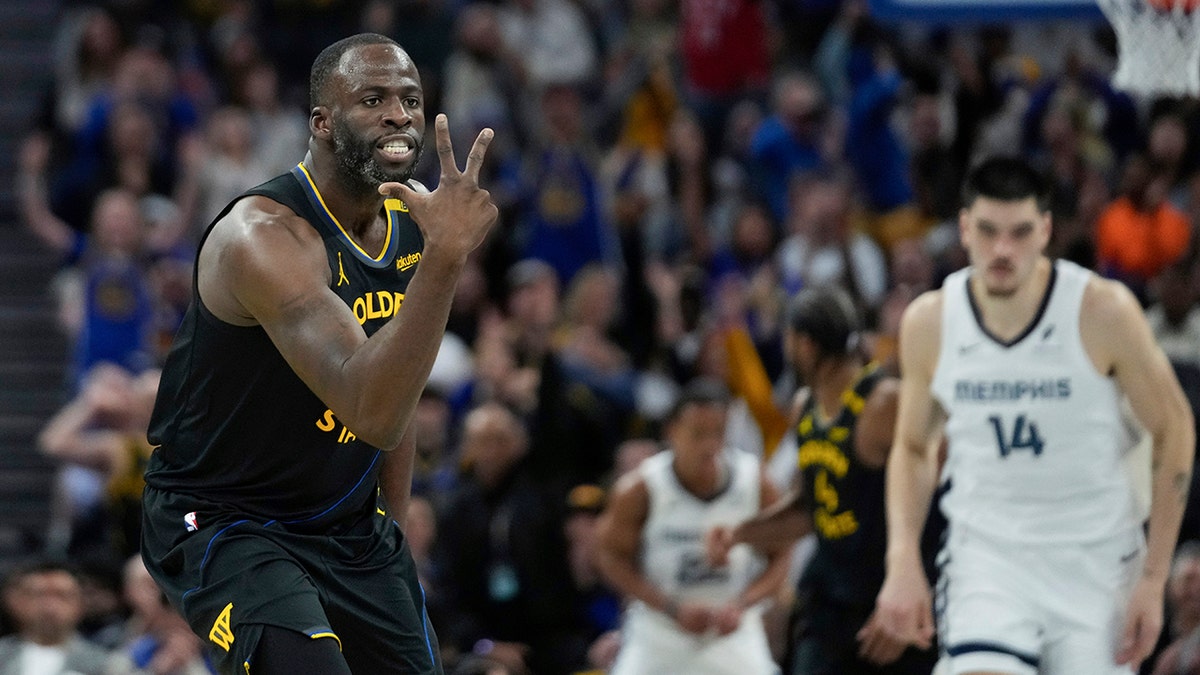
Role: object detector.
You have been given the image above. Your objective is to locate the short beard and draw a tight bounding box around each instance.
[331,122,422,195]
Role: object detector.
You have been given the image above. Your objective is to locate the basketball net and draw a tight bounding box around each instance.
[1098,0,1200,97]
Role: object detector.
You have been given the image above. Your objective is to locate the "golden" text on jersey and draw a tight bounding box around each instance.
[351,291,405,325]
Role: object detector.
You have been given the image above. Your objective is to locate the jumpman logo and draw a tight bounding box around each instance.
[336,252,350,287]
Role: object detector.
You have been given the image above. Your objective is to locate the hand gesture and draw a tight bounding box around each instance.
[1115,576,1164,671]
[378,114,498,260]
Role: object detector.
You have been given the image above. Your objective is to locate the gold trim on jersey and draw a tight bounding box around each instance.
[310,632,343,651]
[841,387,866,415]
[294,162,397,265]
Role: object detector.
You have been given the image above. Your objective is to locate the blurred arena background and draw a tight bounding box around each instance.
[3,0,1200,673]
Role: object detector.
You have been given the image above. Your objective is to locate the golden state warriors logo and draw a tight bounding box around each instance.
[210,602,235,652]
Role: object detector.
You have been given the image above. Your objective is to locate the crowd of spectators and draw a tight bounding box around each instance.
[8,0,1200,673]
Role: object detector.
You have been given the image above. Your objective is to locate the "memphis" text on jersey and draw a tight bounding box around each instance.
[954,378,1071,402]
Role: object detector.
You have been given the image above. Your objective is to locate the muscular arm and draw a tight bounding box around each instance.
[202,118,496,450]
[202,199,466,450]
[1084,280,1194,583]
[1082,279,1193,667]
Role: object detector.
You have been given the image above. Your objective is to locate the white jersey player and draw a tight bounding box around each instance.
[873,156,1194,675]
[598,379,789,675]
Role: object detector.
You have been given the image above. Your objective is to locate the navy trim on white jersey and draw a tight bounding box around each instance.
[966,263,1058,348]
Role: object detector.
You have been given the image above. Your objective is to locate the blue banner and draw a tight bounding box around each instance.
[868,0,1104,22]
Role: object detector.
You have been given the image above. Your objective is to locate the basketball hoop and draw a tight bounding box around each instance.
[1098,0,1200,97]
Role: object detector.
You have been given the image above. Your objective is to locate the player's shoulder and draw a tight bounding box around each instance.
[204,195,327,289]
[606,466,652,520]
[895,289,944,375]
[611,465,650,500]
[899,288,945,334]
[216,195,320,249]
[1081,273,1143,327]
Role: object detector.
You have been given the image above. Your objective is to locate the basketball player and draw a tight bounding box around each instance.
[707,286,938,674]
[873,156,1195,675]
[597,379,790,675]
[140,34,497,674]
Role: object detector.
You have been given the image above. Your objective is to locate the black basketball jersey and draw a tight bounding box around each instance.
[145,163,424,527]
[796,363,888,606]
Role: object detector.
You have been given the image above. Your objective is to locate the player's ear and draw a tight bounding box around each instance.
[310,106,332,140]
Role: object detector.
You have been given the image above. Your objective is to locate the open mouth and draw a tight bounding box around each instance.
[377,136,415,163]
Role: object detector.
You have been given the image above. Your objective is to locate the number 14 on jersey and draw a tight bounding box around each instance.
[988,414,1045,457]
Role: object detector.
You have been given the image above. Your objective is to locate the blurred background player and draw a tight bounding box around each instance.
[597,378,790,675]
[708,285,939,674]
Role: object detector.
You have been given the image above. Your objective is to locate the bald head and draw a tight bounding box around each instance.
[309,33,404,109]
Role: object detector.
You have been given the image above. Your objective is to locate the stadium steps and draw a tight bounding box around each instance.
[0,0,67,553]
[0,228,69,551]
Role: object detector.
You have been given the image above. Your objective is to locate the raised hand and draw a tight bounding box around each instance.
[378,113,499,260]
